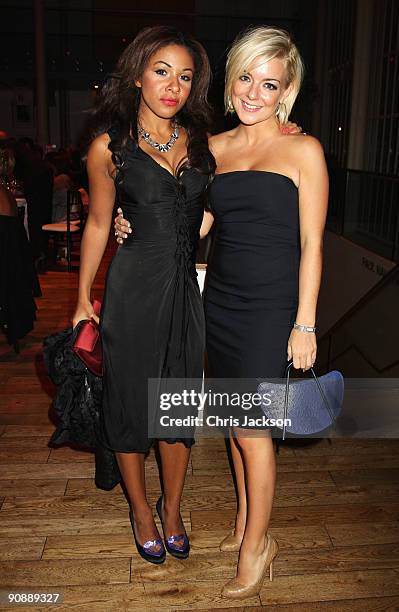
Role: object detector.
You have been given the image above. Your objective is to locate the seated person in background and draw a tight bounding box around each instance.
[46,152,74,222]
[14,139,53,263]
[0,164,39,346]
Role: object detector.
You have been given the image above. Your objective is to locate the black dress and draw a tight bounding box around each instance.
[204,171,300,423]
[0,214,38,345]
[99,128,208,453]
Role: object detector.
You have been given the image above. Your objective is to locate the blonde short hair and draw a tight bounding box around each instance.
[224,26,304,123]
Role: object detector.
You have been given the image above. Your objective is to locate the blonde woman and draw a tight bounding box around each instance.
[200,27,328,598]
[115,26,327,598]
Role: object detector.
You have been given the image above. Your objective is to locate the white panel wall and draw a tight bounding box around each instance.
[316,231,396,336]
[0,88,93,147]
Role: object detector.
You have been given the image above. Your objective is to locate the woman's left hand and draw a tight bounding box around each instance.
[114,207,132,244]
[287,328,317,371]
[280,121,303,135]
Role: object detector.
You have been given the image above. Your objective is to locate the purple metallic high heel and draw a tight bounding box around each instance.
[156,495,190,559]
[129,510,166,564]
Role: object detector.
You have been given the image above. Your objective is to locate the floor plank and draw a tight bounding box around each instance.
[0,537,45,561]
[178,600,399,612]
[0,463,95,480]
[144,580,260,609]
[274,544,399,575]
[259,569,399,605]
[0,479,67,498]
[0,513,132,537]
[1,424,55,437]
[0,558,131,587]
[326,522,399,546]
[191,453,399,475]
[331,468,399,487]
[189,525,331,552]
[0,583,148,611]
[0,447,50,463]
[191,503,399,530]
[0,435,52,448]
[47,446,94,462]
[293,439,399,456]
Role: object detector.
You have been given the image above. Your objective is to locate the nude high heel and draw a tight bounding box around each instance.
[219,529,242,552]
[221,534,279,599]
[219,527,270,553]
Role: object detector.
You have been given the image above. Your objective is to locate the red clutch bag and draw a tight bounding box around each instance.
[72,300,103,377]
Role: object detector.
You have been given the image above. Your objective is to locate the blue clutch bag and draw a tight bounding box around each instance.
[257,362,344,439]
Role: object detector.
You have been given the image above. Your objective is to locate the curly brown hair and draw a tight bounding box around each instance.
[87,25,216,183]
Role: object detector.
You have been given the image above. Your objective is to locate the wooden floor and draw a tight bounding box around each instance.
[1,255,399,611]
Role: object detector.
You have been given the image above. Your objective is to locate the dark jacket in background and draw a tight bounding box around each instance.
[15,147,53,260]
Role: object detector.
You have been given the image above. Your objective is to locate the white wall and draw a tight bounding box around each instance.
[317,231,396,335]
[0,87,35,140]
[0,87,93,147]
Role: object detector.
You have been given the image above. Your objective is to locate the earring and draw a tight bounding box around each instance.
[226,97,235,114]
[277,101,287,116]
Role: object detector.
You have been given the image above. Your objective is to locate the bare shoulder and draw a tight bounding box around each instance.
[209,128,238,157]
[87,133,113,174]
[88,133,112,157]
[281,134,325,170]
[287,133,324,157]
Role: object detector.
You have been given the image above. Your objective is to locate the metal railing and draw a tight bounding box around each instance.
[327,166,399,262]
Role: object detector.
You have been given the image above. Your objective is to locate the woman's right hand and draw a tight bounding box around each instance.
[114,207,132,244]
[72,300,99,329]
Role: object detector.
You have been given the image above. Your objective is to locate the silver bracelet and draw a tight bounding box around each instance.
[293,322,317,333]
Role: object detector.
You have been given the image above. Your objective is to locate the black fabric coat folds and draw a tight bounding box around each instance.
[43,326,121,490]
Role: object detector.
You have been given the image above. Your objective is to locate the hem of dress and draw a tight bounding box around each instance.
[98,437,195,454]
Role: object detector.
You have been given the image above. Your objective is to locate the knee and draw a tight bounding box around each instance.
[233,430,274,454]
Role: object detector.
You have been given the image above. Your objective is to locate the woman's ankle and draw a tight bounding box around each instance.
[239,534,267,557]
[129,502,152,519]
[234,511,247,537]
[162,497,181,517]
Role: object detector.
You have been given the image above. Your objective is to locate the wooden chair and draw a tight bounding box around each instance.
[42,189,85,272]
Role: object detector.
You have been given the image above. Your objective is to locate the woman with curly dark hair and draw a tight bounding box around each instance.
[72,25,216,564]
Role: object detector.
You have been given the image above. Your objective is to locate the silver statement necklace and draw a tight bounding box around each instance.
[137,121,179,153]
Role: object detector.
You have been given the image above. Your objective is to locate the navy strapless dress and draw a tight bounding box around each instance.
[99,128,208,452]
[205,171,300,384]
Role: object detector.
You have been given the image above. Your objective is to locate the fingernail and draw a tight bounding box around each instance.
[129,228,132,233]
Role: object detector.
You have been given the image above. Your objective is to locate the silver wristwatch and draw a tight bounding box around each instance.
[293,322,317,333]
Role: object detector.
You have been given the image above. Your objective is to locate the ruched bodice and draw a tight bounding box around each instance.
[116,141,205,269]
[99,127,208,452]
